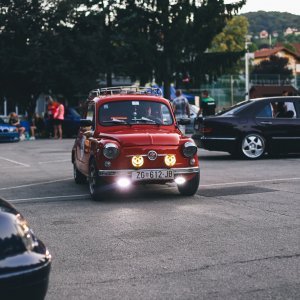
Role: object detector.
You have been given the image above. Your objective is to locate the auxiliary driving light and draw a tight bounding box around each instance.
[117,177,131,188]
[132,155,144,168]
[175,176,186,185]
[164,154,176,167]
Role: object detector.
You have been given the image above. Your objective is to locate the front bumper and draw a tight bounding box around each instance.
[192,134,236,152]
[98,167,199,177]
[0,133,19,142]
[0,241,51,299]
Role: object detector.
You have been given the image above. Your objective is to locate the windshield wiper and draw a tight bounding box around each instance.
[132,117,160,125]
[102,118,130,125]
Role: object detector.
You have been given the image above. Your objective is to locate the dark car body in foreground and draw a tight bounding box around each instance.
[0,117,19,142]
[0,198,51,300]
[192,96,300,159]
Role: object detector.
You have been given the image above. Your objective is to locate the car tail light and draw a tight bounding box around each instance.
[200,127,213,134]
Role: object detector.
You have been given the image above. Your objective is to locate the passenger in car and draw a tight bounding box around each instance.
[275,102,287,118]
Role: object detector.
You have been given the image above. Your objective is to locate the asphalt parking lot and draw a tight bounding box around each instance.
[0,139,299,299]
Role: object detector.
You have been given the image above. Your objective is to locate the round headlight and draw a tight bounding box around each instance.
[182,141,197,158]
[103,143,120,159]
[132,155,144,168]
[164,154,176,167]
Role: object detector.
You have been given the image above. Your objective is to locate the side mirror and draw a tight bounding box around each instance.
[80,119,93,127]
[177,118,191,125]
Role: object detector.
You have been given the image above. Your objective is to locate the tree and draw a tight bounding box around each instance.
[251,55,293,82]
[210,16,249,52]
[115,0,246,99]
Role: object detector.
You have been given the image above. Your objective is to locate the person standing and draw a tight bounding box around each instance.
[45,96,58,138]
[172,89,190,134]
[53,100,64,139]
[197,90,216,117]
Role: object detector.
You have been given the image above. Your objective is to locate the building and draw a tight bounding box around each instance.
[253,47,300,76]
[259,30,269,39]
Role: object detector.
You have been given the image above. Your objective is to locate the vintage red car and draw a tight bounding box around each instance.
[72,86,200,200]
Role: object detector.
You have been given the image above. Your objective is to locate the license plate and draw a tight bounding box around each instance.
[132,170,174,181]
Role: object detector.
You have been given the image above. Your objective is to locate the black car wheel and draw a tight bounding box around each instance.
[177,172,200,196]
[88,159,103,201]
[240,133,266,159]
[73,163,86,184]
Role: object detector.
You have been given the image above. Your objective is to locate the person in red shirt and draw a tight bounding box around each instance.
[53,100,64,139]
[45,96,58,138]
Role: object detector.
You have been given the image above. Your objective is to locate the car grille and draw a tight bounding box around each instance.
[0,128,9,133]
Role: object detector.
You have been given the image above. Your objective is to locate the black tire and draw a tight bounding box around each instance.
[73,163,86,184]
[88,159,104,201]
[177,172,200,196]
[240,133,266,159]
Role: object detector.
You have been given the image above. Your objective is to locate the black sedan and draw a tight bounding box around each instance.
[0,198,51,300]
[192,96,300,159]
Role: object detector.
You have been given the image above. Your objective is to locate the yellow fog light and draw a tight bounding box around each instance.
[164,154,176,167]
[132,155,144,168]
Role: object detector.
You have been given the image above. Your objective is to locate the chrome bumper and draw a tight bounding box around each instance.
[98,167,199,177]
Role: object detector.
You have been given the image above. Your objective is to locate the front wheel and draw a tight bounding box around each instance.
[240,133,266,159]
[73,163,86,184]
[177,172,200,196]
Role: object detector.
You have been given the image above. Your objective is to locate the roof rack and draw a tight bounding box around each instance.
[88,86,163,99]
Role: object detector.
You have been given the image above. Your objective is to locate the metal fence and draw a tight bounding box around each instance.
[188,74,299,111]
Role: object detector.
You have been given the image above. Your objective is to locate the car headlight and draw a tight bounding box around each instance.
[164,154,176,167]
[132,155,144,168]
[9,127,17,132]
[16,215,38,251]
[182,141,197,157]
[103,143,120,159]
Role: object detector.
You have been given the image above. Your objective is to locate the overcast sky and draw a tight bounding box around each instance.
[225,0,300,15]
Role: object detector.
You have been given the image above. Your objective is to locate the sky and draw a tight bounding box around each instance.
[225,0,300,15]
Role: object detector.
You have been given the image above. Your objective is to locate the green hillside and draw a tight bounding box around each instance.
[242,11,300,34]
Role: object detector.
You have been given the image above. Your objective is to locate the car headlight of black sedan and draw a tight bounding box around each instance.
[0,198,51,300]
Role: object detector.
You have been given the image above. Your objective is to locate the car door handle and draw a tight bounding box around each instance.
[260,121,272,125]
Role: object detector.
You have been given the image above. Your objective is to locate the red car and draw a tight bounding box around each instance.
[72,87,200,200]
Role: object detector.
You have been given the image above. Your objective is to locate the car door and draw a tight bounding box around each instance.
[76,103,95,174]
[255,99,300,153]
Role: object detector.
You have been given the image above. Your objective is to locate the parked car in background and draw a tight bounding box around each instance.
[0,197,51,299]
[0,117,19,142]
[72,86,200,200]
[44,106,81,138]
[63,107,81,137]
[185,104,199,134]
[192,96,300,159]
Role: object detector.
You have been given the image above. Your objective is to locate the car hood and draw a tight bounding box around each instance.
[99,130,181,146]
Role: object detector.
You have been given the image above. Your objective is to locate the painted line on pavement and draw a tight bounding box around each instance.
[0,178,73,191]
[201,177,300,187]
[0,156,30,167]
[8,194,89,203]
[38,159,70,164]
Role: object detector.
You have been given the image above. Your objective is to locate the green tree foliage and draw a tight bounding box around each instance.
[210,16,249,52]
[0,0,246,108]
[251,55,293,80]
[243,11,300,34]
[115,0,246,99]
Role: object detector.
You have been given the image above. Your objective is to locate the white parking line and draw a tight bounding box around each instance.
[201,177,300,187]
[38,159,70,164]
[0,156,30,167]
[0,178,73,191]
[8,194,89,203]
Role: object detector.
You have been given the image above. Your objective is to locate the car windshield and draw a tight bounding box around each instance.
[217,100,253,116]
[99,100,173,126]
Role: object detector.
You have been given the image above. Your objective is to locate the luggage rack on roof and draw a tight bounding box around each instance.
[88,86,162,99]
